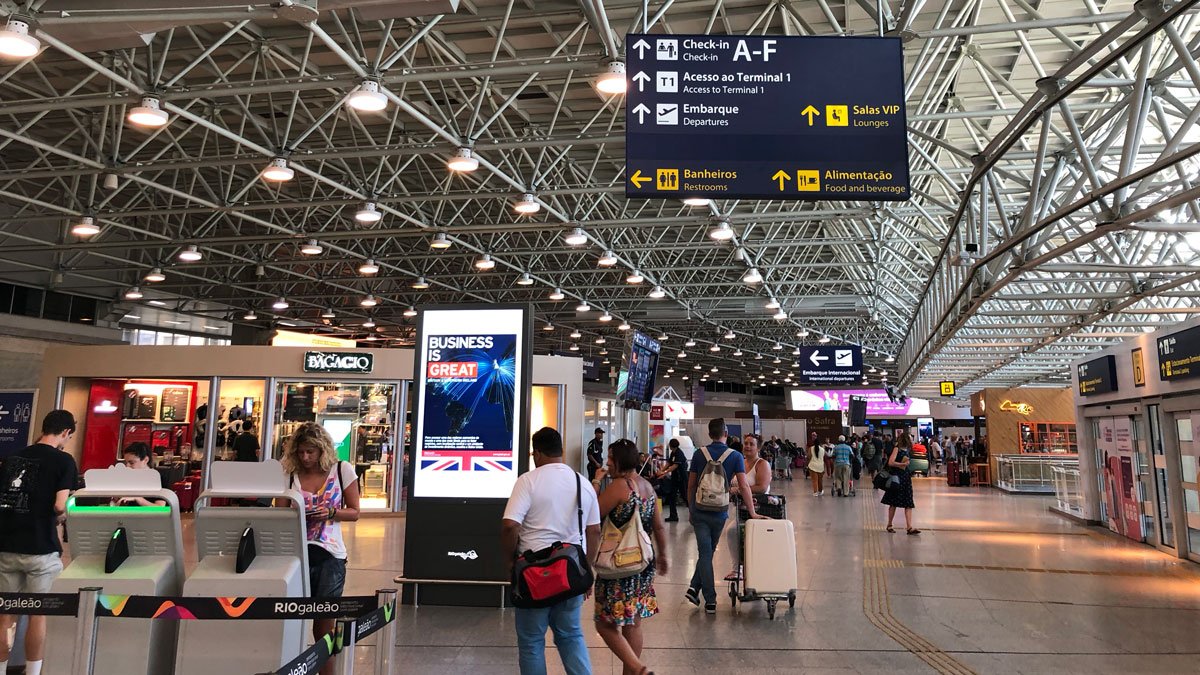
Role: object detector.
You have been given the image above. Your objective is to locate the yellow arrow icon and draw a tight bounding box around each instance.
[772,170,790,191]
[630,170,651,188]
[801,105,820,126]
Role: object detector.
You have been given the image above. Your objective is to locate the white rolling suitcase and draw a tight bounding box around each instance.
[742,518,798,619]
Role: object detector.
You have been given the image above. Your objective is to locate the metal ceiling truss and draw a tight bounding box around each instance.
[0,0,1197,395]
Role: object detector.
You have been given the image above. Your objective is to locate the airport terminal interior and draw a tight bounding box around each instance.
[3,0,1200,674]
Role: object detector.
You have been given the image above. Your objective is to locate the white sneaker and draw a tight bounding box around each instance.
[813,492,820,497]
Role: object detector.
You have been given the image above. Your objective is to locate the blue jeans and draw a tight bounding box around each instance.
[514,593,591,675]
[689,508,728,604]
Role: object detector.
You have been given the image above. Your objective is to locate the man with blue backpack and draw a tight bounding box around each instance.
[685,418,765,614]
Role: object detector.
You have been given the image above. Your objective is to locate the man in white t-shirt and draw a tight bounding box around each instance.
[502,427,600,675]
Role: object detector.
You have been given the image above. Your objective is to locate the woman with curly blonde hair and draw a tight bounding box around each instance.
[280,422,360,675]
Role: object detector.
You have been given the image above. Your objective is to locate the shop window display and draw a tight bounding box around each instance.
[274,382,397,511]
[1018,422,1078,454]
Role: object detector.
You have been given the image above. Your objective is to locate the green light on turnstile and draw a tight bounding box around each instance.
[66,498,171,515]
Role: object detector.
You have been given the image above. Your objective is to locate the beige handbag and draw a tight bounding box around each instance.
[593,481,654,580]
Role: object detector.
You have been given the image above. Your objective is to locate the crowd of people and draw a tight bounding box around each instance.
[0,409,975,675]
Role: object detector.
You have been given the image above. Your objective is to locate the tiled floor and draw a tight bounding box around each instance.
[339,476,1200,674]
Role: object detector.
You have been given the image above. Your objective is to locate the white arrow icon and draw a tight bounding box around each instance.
[632,71,650,92]
[0,406,7,418]
[632,39,651,59]
[632,103,651,124]
[809,351,829,367]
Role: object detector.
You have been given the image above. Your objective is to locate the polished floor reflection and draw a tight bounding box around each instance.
[335,477,1200,674]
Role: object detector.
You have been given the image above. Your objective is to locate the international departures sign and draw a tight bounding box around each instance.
[625,34,911,201]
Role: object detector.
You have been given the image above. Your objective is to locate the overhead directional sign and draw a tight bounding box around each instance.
[1077,355,1118,396]
[625,34,910,201]
[1158,325,1200,382]
[797,345,863,385]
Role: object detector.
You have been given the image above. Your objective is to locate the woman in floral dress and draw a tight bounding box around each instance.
[594,439,669,675]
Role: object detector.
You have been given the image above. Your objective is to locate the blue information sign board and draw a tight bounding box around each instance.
[0,391,36,458]
[625,34,910,200]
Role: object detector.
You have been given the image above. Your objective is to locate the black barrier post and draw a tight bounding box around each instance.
[71,587,101,675]
[335,617,357,675]
[375,589,397,675]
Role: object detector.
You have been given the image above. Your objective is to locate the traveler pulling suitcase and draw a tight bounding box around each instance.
[735,519,798,619]
[947,460,960,486]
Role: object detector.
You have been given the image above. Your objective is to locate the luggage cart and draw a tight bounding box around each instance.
[729,494,795,619]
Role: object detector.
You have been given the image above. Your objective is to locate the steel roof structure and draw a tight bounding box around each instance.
[1,0,1198,399]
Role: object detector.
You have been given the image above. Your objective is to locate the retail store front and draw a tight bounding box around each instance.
[970,387,1079,493]
[35,345,582,513]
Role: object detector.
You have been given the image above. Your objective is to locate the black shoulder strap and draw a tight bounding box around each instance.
[337,461,347,507]
[575,472,584,547]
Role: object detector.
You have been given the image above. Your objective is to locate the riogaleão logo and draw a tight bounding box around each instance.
[447,550,478,560]
[217,596,256,618]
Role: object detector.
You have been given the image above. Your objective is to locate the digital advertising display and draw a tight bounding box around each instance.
[620,330,662,411]
[789,388,931,417]
[411,306,530,500]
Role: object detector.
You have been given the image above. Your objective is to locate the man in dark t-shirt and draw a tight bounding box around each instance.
[585,428,605,480]
[0,409,79,675]
[232,419,262,462]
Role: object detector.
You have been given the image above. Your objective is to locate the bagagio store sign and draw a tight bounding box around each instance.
[303,351,374,374]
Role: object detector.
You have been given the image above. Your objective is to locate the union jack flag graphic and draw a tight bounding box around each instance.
[471,458,513,472]
[421,458,461,471]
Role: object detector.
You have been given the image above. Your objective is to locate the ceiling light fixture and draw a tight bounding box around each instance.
[648,286,666,299]
[127,96,169,127]
[773,310,787,320]
[754,354,763,360]
[243,310,257,320]
[569,343,580,352]
[658,333,669,341]
[724,328,736,340]
[549,288,566,301]
[321,308,336,319]
[359,259,380,275]
[429,232,452,249]
[543,323,554,331]
[773,342,783,350]
[299,239,323,255]
[575,301,591,312]
[354,202,382,223]
[474,254,496,270]
[678,351,687,359]
[0,18,40,59]
[447,147,479,172]
[514,193,540,215]
[595,337,606,344]
[792,347,802,355]
[685,338,697,347]
[708,220,735,241]
[765,297,780,310]
[569,329,582,339]
[143,267,165,283]
[742,267,763,284]
[683,197,712,207]
[626,270,644,284]
[594,60,627,95]
[71,216,100,237]
[347,79,388,112]
[411,276,430,289]
[709,344,721,352]
[403,306,418,317]
[123,286,143,300]
[733,349,743,356]
[598,250,618,266]
[262,157,294,182]
[178,245,202,262]
[886,355,895,363]
[272,297,289,310]
[797,328,810,337]
[563,227,589,246]
[515,272,535,286]
[618,321,631,331]
[360,294,379,308]
[599,312,613,322]
[818,335,831,343]
[362,318,376,328]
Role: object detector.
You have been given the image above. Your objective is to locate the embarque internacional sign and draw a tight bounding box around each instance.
[625,34,910,200]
